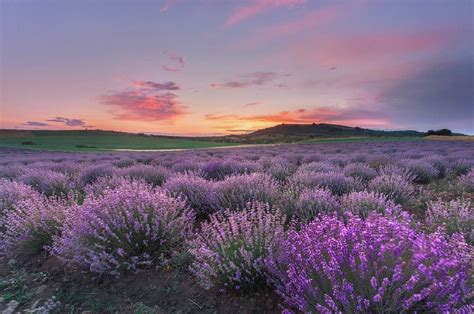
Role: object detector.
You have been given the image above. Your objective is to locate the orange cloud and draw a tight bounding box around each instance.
[205,107,391,129]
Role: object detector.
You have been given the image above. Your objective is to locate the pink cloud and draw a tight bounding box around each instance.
[226,0,305,26]
[250,1,361,43]
[287,29,456,68]
[99,80,186,121]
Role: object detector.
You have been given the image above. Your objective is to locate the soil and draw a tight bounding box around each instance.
[0,253,282,313]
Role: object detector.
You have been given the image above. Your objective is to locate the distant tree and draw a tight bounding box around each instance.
[425,129,452,136]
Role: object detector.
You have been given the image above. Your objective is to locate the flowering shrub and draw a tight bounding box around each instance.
[293,188,339,224]
[82,175,139,198]
[378,164,415,181]
[457,170,474,192]
[0,179,39,213]
[369,174,414,205]
[119,164,170,186]
[296,161,339,174]
[216,173,279,210]
[201,160,261,180]
[79,164,116,186]
[2,194,70,255]
[292,171,362,196]
[189,203,287,291]
[52,181,194,276]
[267,163,297,182]
[340,191,401,219]
[343,163,378,182]
[163,174,219,217]
[449,159,471,177]
[19,169,72,196]
[267,214,472,313]
[426,198,473,244]
[401,159,439,184]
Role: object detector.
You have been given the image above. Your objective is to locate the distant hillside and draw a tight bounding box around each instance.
[250,123,422,137]
[203,123,425,144]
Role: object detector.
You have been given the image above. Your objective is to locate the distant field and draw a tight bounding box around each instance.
[0,130,238,151]
[302,136,423,144]
[425,135,474,141]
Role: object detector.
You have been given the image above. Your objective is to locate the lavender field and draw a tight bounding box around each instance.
[0,140,473,313]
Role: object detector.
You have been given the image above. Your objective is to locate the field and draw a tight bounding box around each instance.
[0,130,238,151]
[0,140,473,313]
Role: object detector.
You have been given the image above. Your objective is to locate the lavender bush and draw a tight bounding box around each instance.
[340,191,401,219]
[457,170,474,192]
[216,173,279,210]
[52,181,194,276]
[189,202,288,291]
[163,173,219,217]
[119,164,170,186]
[425,198,473,243]
[369,173,414,205]
[293,188,339,224]
[2,194,71,255]
[267,214,472,312]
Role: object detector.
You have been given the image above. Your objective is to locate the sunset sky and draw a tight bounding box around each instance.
[1,0,473,135]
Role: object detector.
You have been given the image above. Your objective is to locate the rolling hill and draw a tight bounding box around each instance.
[205,123,425,144]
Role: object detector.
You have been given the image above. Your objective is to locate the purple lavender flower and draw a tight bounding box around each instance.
[340,191,401,219]
[51,181,194,276]
[189,202,288,291]
[267,213,472,312]
[215,173,279,211]
[163,173,219,217]
[369,173,414,205]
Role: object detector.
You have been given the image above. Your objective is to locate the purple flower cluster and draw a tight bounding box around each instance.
[426,198,473,244]
[51,181,194,276]
[215,173,279,211]
[369,173,415,205]
[293,188,339,224]
[457,170,474,192]
[340,191,401,219]
[267,214,472,313]
[2,193,71,255]
[189,202,288,291]
[163,173,219,217]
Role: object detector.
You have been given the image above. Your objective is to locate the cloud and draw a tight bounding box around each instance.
[162,51,185,72]
[243,102,263,107]
[160,0,177,12]
[47,117,87,127]
[22,121,50,127]
[379,58,474,131]
[130,80,180,91]
[226,0,305,26]
[99,80,186,122]
[206,106,390,128]
[243,1,362,45]
[285,28,457,68]
[211,72,287,89]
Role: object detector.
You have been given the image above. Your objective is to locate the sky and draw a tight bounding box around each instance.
[1,0,473,135]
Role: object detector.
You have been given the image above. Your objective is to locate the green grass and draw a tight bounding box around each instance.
[0,130,239,152]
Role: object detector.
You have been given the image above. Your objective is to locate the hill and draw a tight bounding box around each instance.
[202,123,424,144]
